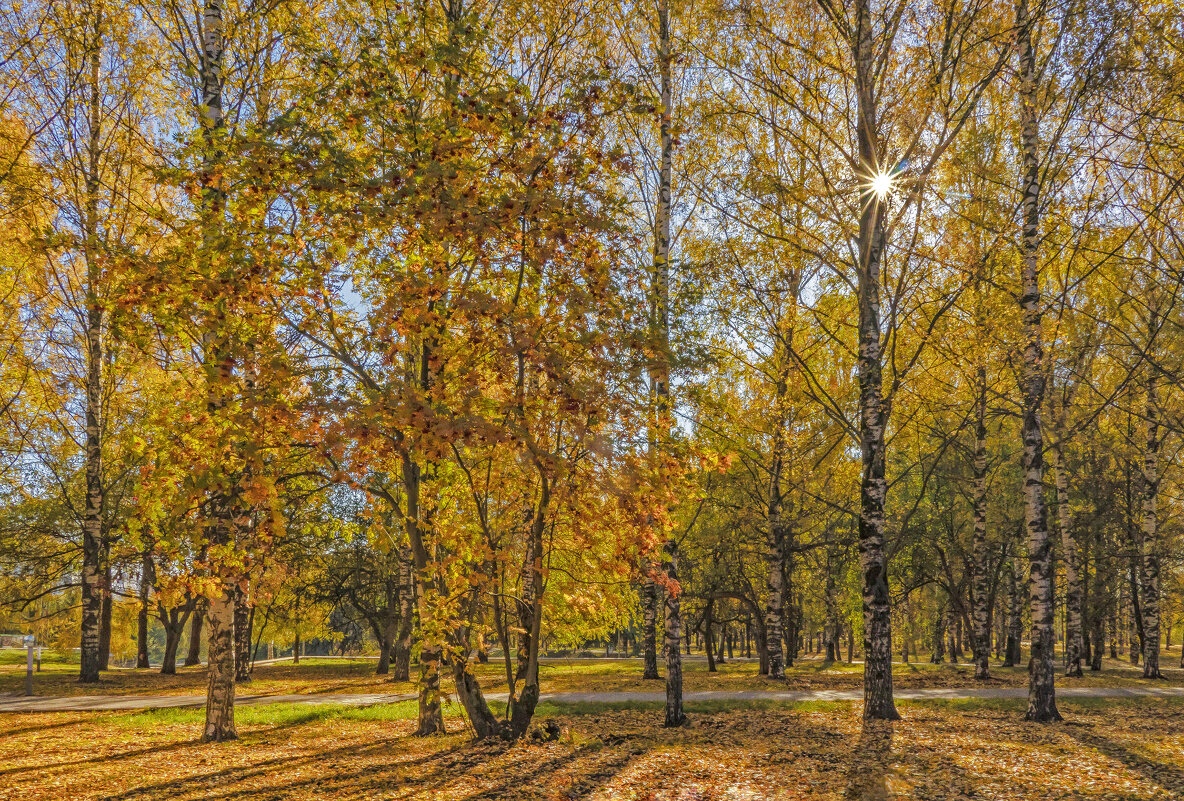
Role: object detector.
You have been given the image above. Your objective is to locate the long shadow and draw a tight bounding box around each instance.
[101,735,467,801]
[0,717,89,738]
[0,739,199,778]
[104,706,888,801]
[564,742,649,800]
[103,722,650,801]
[845,719,894,801]
[1066,725,1184,795]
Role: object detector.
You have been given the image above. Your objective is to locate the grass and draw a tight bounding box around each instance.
[4,697,1184,800]
[107,700,426,730]
[5,648,1184,799]
[5,650,1180,699]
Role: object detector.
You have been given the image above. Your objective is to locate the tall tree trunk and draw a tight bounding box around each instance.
[375,603,396,675]
[393,549,414,681]
[1052,442,1083,677]
[137,549,153,669]
[705,600,716,672]
[765,456,786,678]
[1128,514,1145,664]
[1090,533,1106,671]
[203,554,237,742]
[946,604,958,664]
[185,602,205,667]
[784,530,797,668]
[765,329,794,679]
[824,563,839,663]
[197,0,237,743]
[1017,0,1059,721]
[78,1,105,685]
[649,0,683,729]
[642,574,660,679]
[971,365,992,680]
[663,538,686,727]
[506,477,550,739]
[98,561,113,670]
[402,454,445,737]
[1004,545,1024,666]
[234,585,252,682]
[931,597,945,664]
[161,624,183,674]
[852,0,897,721]
[1140,372,1162,678]
[159,605,191,675]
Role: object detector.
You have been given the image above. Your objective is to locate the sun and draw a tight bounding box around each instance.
[869,169,893,201]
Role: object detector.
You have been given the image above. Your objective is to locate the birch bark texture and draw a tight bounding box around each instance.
[197,0,239,744]
[1140,369,1162,678]
[970,364,991,680]
[852,0,898,721]
[1016,0,1060,722]
[78,0,106,686]
[652,0,684,729]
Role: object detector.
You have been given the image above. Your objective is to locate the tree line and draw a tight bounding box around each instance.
[0,0,1181,741]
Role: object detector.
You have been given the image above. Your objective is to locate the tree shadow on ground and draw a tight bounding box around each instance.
[96,710,863,801]
[845,719,893,801]
[1,739,199,779]
[100,735,466,800]
[100,734,636,801]
[1065,725,1184,795]
[0,716,88,739]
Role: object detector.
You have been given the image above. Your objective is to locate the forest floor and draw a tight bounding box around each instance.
[3,650,1182,699]
[1,695,1182,800]
[3,654,1184,799]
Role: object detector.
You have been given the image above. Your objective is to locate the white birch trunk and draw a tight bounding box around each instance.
[1017,0,1059,721]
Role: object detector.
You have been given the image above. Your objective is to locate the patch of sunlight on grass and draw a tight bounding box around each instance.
[108,700,427,729]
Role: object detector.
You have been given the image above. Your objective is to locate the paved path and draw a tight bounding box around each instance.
[3,685,1184,713]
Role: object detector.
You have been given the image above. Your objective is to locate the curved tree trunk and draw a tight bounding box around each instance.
[159,605,191,675]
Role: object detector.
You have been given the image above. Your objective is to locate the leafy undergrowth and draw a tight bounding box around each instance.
[4,653,1181,699]
[2,698,1183,800]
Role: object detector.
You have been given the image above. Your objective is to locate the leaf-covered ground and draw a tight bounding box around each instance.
[2,697,1183,800]
[3,651,1181,698]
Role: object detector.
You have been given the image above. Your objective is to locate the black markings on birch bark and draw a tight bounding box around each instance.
[1140,369,1162,678]
[652,0,683,728]
[1016,0,1059,722]
[195,0,240,742]
[78,0,105,686]
[971,364,991,680]
[642,572,660,679]
[853,0,898,721]
[1052,440,1083,678]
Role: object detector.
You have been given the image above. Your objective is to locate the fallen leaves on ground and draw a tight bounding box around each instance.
[2,698,1183,800]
